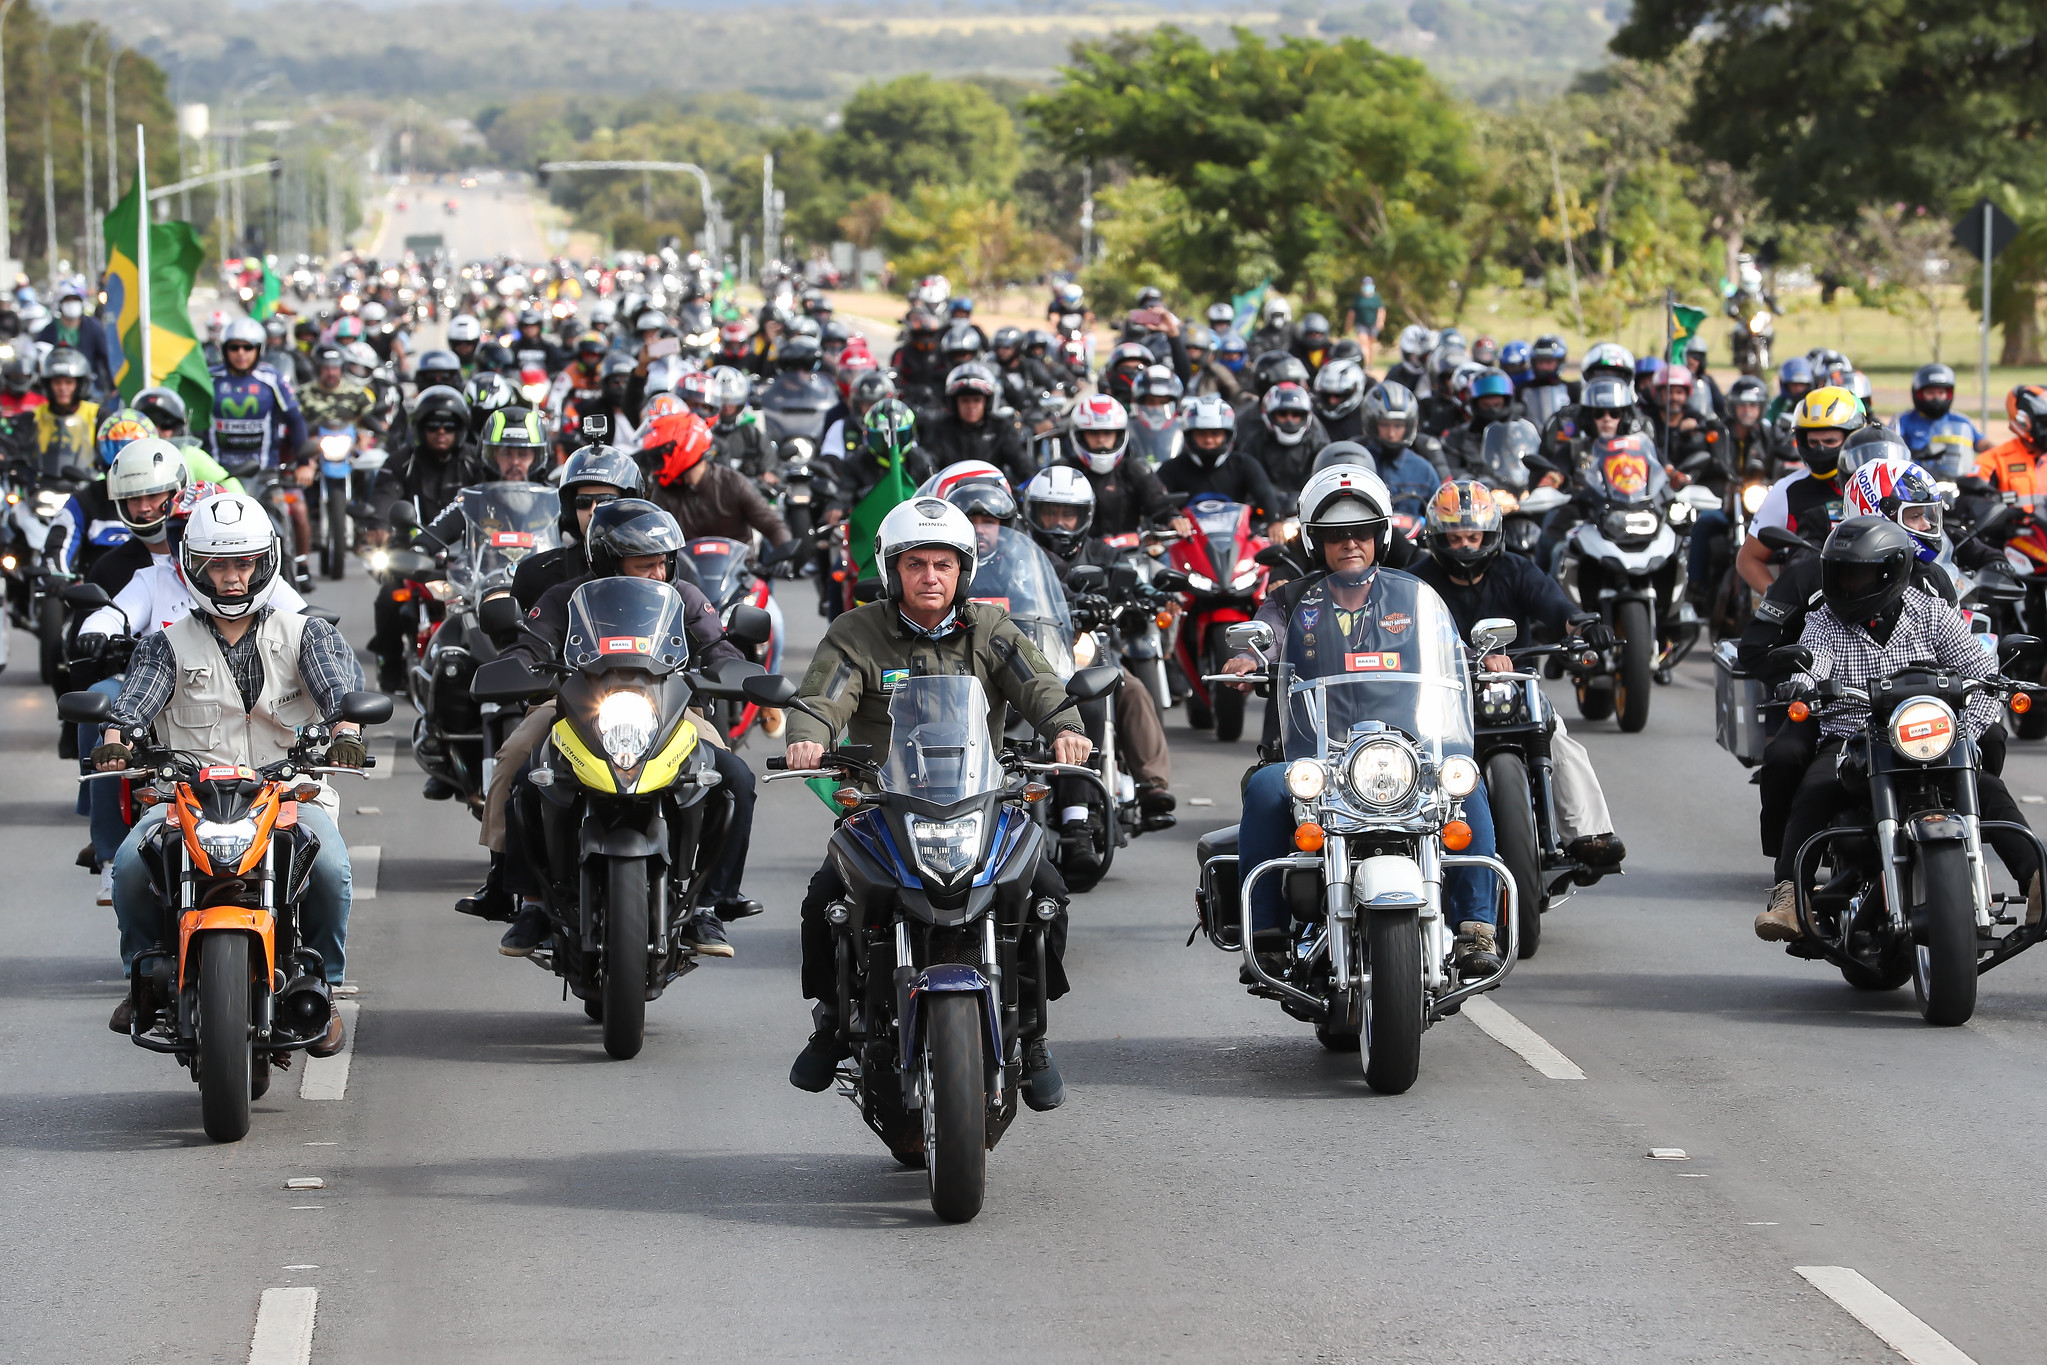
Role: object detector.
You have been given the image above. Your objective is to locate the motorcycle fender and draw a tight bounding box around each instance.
[178,905,275,989]
[579,809,667,861]
[1351,854,1426,909]
[1904,811,1969,844]
[899,963,1003,1083]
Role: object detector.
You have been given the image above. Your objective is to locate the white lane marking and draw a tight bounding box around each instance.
[284,1177,324,1190]
[1462,994,1586,1079]
[1649,1148,1690,1160]
[351,846,381,901]
[299,1001,360,1101]
[248,1286,318,1365]
[1796,1267,1978,1365]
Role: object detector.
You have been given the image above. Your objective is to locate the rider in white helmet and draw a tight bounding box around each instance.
[92,492,371,1053]
[781,497,1092,1114]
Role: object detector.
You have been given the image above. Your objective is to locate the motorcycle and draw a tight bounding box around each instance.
[412,483,561,809]
[1167,494,1271,742]
[1065,561,1183,878]
[5,456,92,683]
[1191,612,1517,1092]
[1775,647,2047,1024]
[1095,530,1181,714]
[470,583,771,1060]
[683,535,785,747]
[755,669,1100,1222]
[1727,295,1775,377]
[56,685,393,1141]
[1555,442,1712,732]
[312,427,358,580]
[1473,421,1569,561]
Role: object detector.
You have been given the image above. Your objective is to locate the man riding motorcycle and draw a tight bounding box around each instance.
[1219,463,1506,975]
[26,347,100,468]
[1899,362,1992,459]
[704,365,774,480]
[210,317,310,579]
[1440,370,1523,474]
[1157,393,1280,516]
[365,386,477,691]
[642,408,792,547]
[1245,381,1329,492]
[1311,358,1369,444]
[297,345,376,438]
[1411,479,1626,869]
[94,491,364,1053]
[1970,386,2047,565]
[1737,385,1863,595]
[1050,394,1180,536]
[923,362,1032,485]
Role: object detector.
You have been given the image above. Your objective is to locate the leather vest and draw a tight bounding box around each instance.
[155,610,336,812]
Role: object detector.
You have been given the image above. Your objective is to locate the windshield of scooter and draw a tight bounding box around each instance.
[880,674,1004,806]
[1480,419,1539,493]
[1129,419,1182,468]
[455,483,560,595]
[1280,570,1474,763]
[758,371,836,443]
[562,574,693,674]
[684,536,750,606]
[967,526,1072,631]
[1920,416,1978,479]
[1584,441,1666,508]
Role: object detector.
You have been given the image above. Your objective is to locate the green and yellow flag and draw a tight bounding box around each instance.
[249,259,283,322]
[1667,303,1708,363]
[102,175,213,430]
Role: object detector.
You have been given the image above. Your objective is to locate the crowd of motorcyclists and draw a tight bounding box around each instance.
[17,242,2047,1213]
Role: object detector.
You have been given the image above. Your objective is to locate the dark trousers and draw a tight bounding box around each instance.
[1757,716,1819,858]
[798,855,1070,1003]
[1776,736,2039,887]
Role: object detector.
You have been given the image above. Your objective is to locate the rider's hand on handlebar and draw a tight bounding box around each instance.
[325,728,367,770]
[1052,730,1093,765]
[1483,652,1513,673]
[92,729,131,772]
[1222,655,1260,693]
[293,463,317,488]
[1537,470,1564,489]
[785,739,825,771]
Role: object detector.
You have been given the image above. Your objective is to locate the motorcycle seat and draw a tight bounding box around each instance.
[1196,824,1239,866]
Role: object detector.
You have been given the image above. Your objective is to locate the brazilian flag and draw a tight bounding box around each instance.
[249,259,283,322]
[1667,303,1708,363]
[101,175,213,430]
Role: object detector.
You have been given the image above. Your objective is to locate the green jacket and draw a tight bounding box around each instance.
[789,600,1083,752]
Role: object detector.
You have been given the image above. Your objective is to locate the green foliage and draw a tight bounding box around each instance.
[824,76,1019,205]
[879,184,1062,298]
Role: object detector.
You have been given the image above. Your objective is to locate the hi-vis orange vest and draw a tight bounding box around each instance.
[1975,437,2047,565]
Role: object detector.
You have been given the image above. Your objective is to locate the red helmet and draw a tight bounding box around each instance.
[641,410,715,487]
[835,342,879,400]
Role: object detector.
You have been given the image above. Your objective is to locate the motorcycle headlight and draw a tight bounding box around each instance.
[368,549,391,573]
[1071,631,1098,668]
[1231,564,1261,591]
[1285,758,1327,800]
[596,689,658,768]
[520,381,549,403]
[1749,311,1771,335]
[908,810,983,882]
[35,489,67,517]
[1438,753,1479,797]
[1741,481,1768,515]
[1347,739,1417,808]
[195,816,258,870]
[1623,510,1661,536]
[1889,697,1957,763]
[1667,500,1695,528]
[319,434,352,459]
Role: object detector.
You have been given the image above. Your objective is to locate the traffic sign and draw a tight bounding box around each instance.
[1952,199,2019,262]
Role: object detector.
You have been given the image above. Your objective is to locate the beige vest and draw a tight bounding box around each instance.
[156,611,337,812]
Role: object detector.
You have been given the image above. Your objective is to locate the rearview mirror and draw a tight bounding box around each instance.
[1067,664,1122,702]
[60,582,112,610]
[1766,644,1814,675]
[1108,563,1139,593]
[1678,484,1720,509]
[1150,569,1190,594]
[1066,564,1106,593]
[57,689,113,725]
[338,690,394,726]
[741,672,801,708]
[723,604,772,646]
[471,656,552,703]
[1224,620,1275,659]
[1997,634,2042,669]
[1470,617,1518,653]
[300,606,341,625]
[59,463,93,483]
[386,501,420,531]
[1517,486,1568,515]
[694,656,768,698]
[477,594,524,639]
[1756,526,1809,555]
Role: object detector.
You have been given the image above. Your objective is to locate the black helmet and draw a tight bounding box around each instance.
[1911,362,1957,419]
[600,352,636,385]
[1134,285,1164,309]
[555,442,643,538]
[478,406,547,481]
[820,318,853,347]
[940,323,981,360]
[410,385,472,456]
[585,497,685,581]
[1727,374,1768,408]
[1299,312,1331,341]
[991,325,1024,354]
[1329,337,1364,365]
[775,334,822,373]
[1251,350,1309,397]
[1530,334,1568,375]
[134,385,188,433]
[414,348,462,389]
[1022,328,1052,358]
[1820,516,1916,625]
[517,307,543,329]
[1361,381,1420,446]
[464,371,517,434]
[1,346,37,392]
[945,362,1000,405]
[313,344,347,371]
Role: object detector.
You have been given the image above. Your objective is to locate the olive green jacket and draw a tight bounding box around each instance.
[788,600,1083,751]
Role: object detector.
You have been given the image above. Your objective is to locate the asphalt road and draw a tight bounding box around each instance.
[367,178,551,266]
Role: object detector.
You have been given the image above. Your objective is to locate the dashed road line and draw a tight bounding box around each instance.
[247,1286,318,1365]
[1463,995,1587,1079]
[1796,1266,1977,1365]
[299,1001,360,1101]
[351,846,381,901]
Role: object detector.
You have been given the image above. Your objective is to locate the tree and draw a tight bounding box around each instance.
[1029,28,1480,321]
[881,183,1062,300]
[823,76,1020,205]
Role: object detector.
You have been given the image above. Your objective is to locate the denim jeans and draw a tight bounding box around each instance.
[1688,509,1730,585]
[1238,763,1499,932]
[113,803,353,983]
[77,676,129,865]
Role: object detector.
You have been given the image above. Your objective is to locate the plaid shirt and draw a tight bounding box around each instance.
[111,608,364,732]
[1795,587,1999,739]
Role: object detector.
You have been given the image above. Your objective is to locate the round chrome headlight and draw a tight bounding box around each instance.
[1438,754,1479,797]
[1741,481,1768,515]
[1889,697,1957,762]
[1285,758,1326,800]
[596,689,658,768]
[1347,740,1417,808]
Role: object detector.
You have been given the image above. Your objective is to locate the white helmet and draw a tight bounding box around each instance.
[343,341,379,372]
[180,493,280,620]
[1298,463,1393,562]
[445,314,482,343]
[1021,465,1096,557]
[875,497,979,609]
[1068,393,1130,474]
[1261,294,1292,326]
[360,300,387,324]
[108,437,190,539]
[709,364,750,407]
[1397,323,1436,362]
[222,317,265,349]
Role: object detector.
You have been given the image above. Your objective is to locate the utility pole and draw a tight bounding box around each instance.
[80,30,97,282]
[0,0,21,271]
[1544,131,1583,339]
[105,44,120,212]
[39,31,54,290]
[761,153,775,270]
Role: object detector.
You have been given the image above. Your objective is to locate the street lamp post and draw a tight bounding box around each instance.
[39,32,54,291]
[79,30,98,282]
[106,43,122,211]
[0,0,21,271]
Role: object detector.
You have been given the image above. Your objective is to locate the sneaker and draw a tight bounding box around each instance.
[712,896,764,922]
[790,1011,849,1092]
[96,865,114,907]
[499,904,552,956]
[680,912,734,958]
[1567,832,1627,868]
[1755,880,1801,941]
[1022,1038,1065,1111]
[1454,921,1502,977]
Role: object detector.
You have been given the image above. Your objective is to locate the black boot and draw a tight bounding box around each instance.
[456,859,515,922]
[1022,1038,1065,1111]
[1138,783,1177,831]
[1061,815,1103,873]
[790,1003,849,1092]
[422,776,459,801]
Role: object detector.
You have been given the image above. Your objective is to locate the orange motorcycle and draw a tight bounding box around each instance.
[60,688,392,1142]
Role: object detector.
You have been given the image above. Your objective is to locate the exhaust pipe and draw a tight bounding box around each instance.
[277,975,333,1037]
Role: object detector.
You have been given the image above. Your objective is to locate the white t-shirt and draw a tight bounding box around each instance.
[82,560,308,638]
[820,417,849,461]
[1747,469,1806,533]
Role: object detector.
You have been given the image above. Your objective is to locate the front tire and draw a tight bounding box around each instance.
[1206,627,1245,742]
[923,994,987,1223]
[1911,842,1978,1026]
[601,857,650,1059]
[197,934,253,1142]
[1614,599,1653,733]
[1486,753,1543,959]
[1363,909,1423,1094]
[37,592,62,685]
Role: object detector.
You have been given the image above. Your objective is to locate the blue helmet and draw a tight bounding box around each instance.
[1216,331,1248,372]
[1778,356,1814,396]
[1499,340,1531,372]
[1471,370,1514,404]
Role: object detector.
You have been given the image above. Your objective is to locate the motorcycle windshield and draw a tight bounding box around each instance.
[1586,447,1665,508]
[880,674,1004,806]
[1279,570,1474,763]
[967,527,1072,634]
[1523,383,1572,427]
[456,483,560,595]
[562,575,693,674]
[1128,421,1182,467]
[759,372,836,442]
[1921,417,1978,479]
[684,536,748,604]
[1479,423,1537,492]
[1188,494,1247,581]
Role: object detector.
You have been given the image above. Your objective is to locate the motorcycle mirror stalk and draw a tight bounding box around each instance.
[740,670,829,729]
[1469,617,1518,652]
[1224,620,1275,663]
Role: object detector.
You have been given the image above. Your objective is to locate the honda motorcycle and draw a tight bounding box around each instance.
[1167,494,1271,742]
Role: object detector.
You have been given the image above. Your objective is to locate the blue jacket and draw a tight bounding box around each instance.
[207,365,306,472]
[37,317,116,397]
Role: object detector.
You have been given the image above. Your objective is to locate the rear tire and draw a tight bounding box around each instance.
[601,857,649,1059]
[1363,909,1423,1094]
[1911,842,1978,1026]
[1485,753,1543,959]
[1614,600,1653,733]
[36,592,62,685]
[923,994,986,1223]
[197,935,253,1142]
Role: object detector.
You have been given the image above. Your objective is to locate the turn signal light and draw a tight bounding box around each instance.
[1022,781,1051,803]
[832,786,863,810]
[2013,691,2033,715]
[390,587,413,602]
[1294,822,1325,852]
[1787,701,1810,722]
[1443,820,1473,851]
[1155,610,1174,629]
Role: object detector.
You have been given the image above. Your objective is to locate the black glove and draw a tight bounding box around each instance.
[326,731,368,769]
[1578,619,1615,651]
[74,632,107,660]
[89,739,132,769]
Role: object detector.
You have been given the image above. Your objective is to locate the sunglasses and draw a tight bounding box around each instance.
[223,342,257,352]
[572,492,620,511]
[1318,528,1377,546]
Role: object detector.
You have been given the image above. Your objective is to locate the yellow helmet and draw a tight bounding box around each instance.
[1793,385,1864,432]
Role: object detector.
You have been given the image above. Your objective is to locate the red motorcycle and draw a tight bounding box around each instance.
[1167,494,1271,743]
[684,536,784,746]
